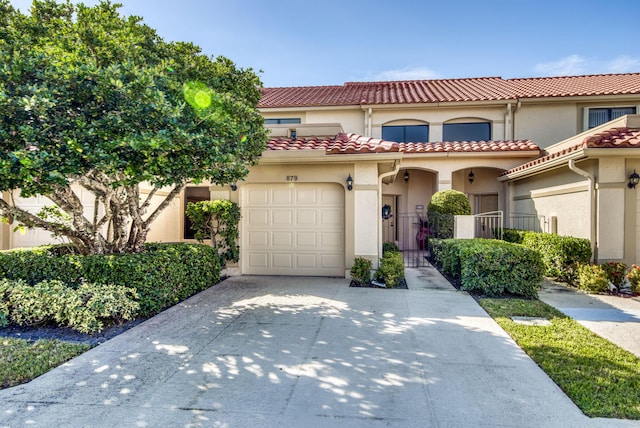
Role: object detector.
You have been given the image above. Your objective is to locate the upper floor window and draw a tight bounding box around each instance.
[264,118,301,124]
[382,125,429,142]
[588,107,636,129]
[443,122,491,141]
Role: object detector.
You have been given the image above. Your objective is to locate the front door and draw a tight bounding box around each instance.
[382,195,396,245]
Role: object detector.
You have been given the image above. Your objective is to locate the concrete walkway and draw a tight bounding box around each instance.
[539,279,640,358]
[1,267,638,427]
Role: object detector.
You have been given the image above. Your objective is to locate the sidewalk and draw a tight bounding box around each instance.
[539,279,640,357]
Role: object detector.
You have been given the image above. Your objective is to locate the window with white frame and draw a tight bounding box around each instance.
[588,107,636,129]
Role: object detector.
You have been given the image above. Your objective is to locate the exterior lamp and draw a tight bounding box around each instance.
[404,170,410,182]
[230,183,237,191]
[346,174,353,191]
[628,170,640,189]
[468,170,475,184]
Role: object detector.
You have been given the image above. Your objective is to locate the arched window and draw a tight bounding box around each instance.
[382,120,429,142]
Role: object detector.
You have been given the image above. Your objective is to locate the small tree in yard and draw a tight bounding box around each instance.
[0,0,267,254]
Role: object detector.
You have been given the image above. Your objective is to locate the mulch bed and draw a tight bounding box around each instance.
[0,318,145,346]
[349,279,408,289]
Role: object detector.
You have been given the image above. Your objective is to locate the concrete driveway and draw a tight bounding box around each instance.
[1,269,637,427]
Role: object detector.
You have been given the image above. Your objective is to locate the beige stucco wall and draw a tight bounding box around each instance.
[510,165,593,239]
[514,103,579,149]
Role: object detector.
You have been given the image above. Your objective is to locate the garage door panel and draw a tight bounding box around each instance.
[296,254,317,268]
[248,253,269,269]
[320,232,341,248]
[248,209,269,226]
[243,184,344,276]
[272,231,293,247]
[296,210,317,225]
[272,253,294,268]
[272,210,293,225]
[248,231,269,247]
[320,254,342,269]
[320,188,342,205]
[296,232,317,247]
[295,188,318,204]
[320,210,342,225]
[248,189,269,204]
[272,188,293,204]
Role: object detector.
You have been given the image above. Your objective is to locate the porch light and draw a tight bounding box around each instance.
[404,170,410,182]
[468,170,475,184]
[230,183,237,191]
[346,174,353,191]
[628,170,640,189]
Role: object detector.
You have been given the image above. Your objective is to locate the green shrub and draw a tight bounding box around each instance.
[427,190,471,216]
[375,252,405,288]
[0,243,220,317]
[350,257,373,285]
[601,262,627,288]
[1,279,139,333]
[627,264,640,293]
[427,190,471,239]
[382,242,399,254]
[521,232,591,284]
[498,228,528,244]
[458,240,544,297]
[185,200,241,266]
[577,264,609,294]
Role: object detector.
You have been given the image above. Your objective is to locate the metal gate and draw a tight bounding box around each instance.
[394,213,429,267]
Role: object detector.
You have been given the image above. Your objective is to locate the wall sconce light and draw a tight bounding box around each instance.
[346,174,353,191]
[404,170,410,182]
[628,170,640,189]
[230,183,237,191]
[468,170,475,184]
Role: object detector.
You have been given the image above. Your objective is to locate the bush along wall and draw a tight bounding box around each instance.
[0,242,221,318]
[431,239,543,297]
[520,232,591,285]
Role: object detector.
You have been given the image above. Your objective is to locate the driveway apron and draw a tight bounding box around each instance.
[1,268,636,427]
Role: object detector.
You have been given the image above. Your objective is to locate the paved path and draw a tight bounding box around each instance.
[539,279,640,357]
[1,268,638,427]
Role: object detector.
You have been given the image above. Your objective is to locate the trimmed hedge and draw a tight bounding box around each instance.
[0,243,220,317]
[497,228,528,244]
[431,239,543,297]
[0,279,139,333]
[520,232,591,284]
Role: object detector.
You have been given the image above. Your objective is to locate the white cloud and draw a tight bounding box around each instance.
[367,67,441,82]
[534,54,640,77]
[606,56,640,74]
[534,54,588,76]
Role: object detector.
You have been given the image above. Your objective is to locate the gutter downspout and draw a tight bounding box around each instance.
[378,162,401,263]
[367,108,372,136]
[504,103,512,140]
[568,159,597,262]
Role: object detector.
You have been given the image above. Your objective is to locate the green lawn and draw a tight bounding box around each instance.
[1,338,90,389]
[480,298,640,419]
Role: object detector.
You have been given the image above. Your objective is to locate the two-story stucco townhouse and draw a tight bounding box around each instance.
[3,73,640,277]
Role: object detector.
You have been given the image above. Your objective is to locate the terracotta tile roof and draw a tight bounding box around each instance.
[501,127,640,176]
[267,133,540,155]
[510,74,640,98]
[583,127,640,148]
[259,73,640,108]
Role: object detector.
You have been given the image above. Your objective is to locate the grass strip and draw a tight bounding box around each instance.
[1,338,90,389]
[480,298,640,419]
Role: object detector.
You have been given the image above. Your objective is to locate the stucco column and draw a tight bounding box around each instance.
[598,158,625,260]
[353,163,379,262]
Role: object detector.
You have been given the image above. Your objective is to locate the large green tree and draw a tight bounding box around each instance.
[0,0,267,254]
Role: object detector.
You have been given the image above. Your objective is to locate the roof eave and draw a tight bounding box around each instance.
[499,150,587,182]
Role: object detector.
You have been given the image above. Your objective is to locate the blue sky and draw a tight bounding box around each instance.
[8,0,640,87]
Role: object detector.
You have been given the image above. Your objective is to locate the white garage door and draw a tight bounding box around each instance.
[242,183,345,276]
